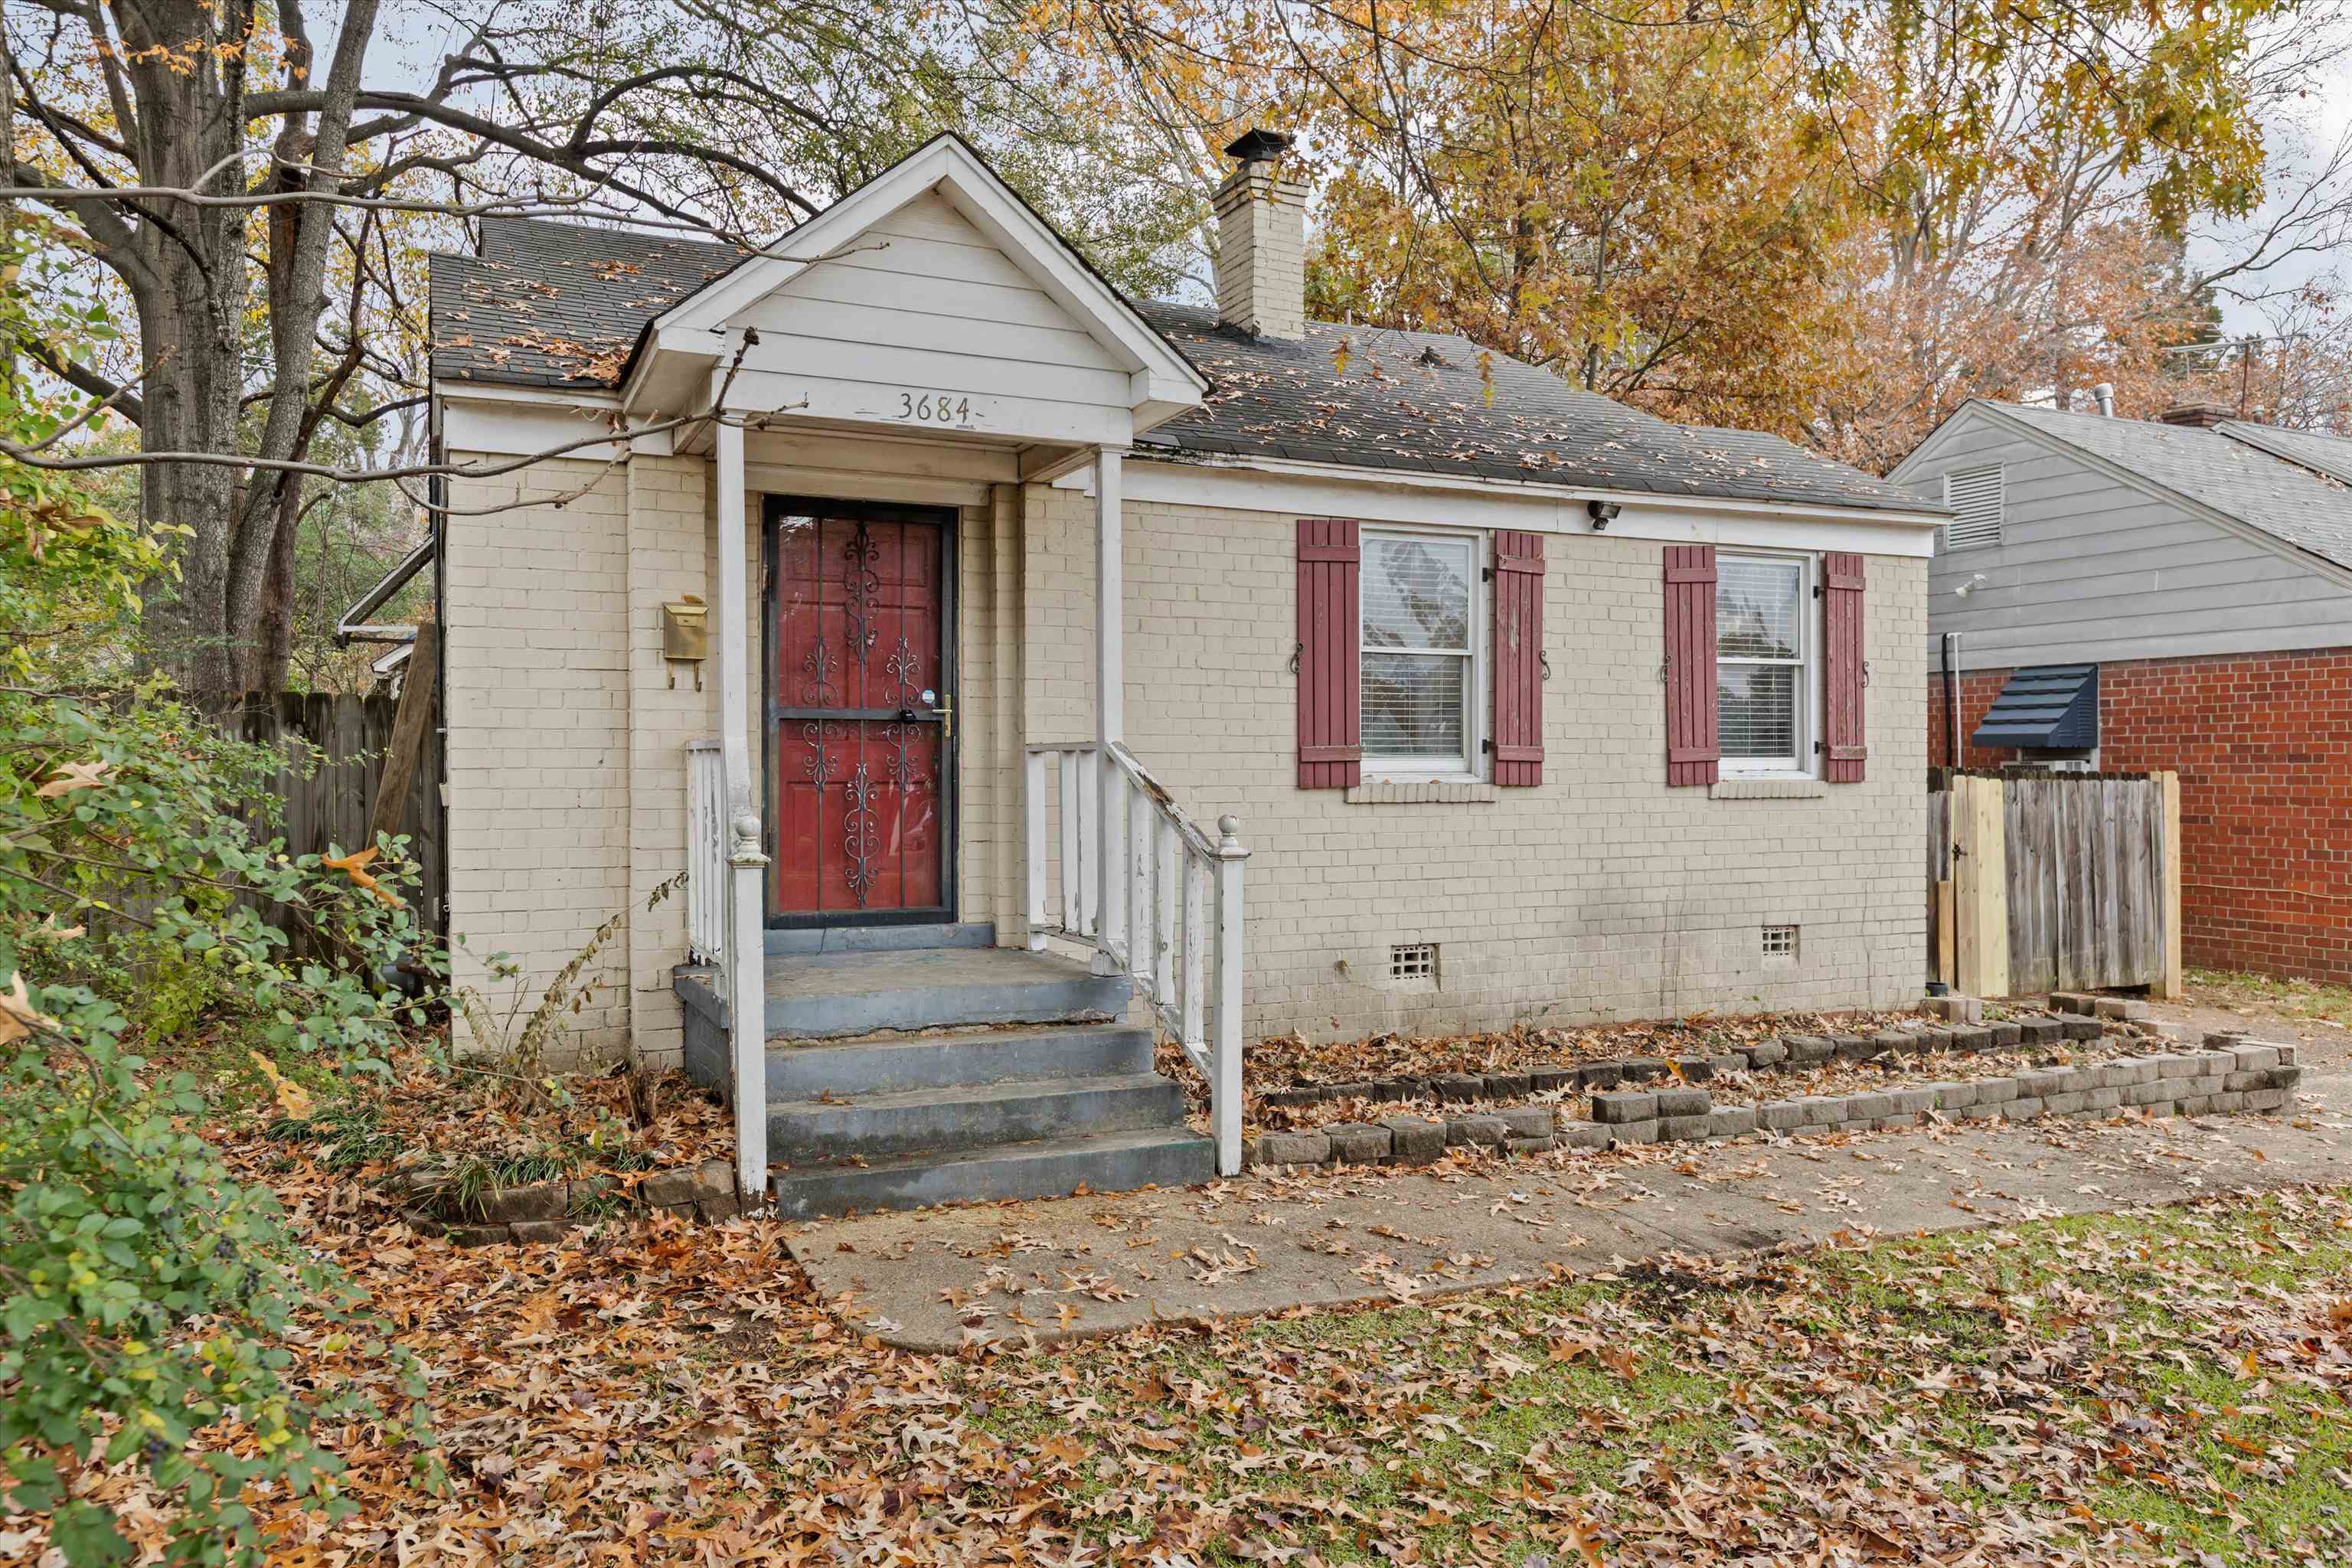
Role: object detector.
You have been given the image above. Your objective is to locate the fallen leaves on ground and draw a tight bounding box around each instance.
[12,1086,2352,1567]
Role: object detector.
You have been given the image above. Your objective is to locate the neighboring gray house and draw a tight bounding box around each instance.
[1891,398,2352,985]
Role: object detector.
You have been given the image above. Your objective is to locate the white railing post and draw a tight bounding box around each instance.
[1210,813,1247,1178]
[1024,746,1049,951]
[1154,815,1178,1001]
[1076,748,1099,938]
[1093,446,1126,975]
[1181,846,1207,1055]
[1024,740,1246,1178]
[1126,775,1152,985]
[685,740,725,965]
[714,413,768,1208]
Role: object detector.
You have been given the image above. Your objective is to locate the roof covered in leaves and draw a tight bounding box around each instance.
[431,217,1936,514]
[430,219,751,388]
[1981,403,2352,573]
[1127,302,1931,511]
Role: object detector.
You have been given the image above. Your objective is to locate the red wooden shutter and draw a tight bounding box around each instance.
[1491,531,1544,786]
[1663,544,1719,786]
[1296,518,1361,789]
[1823,551,1867,782]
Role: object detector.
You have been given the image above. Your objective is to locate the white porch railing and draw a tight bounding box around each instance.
[1024,741,1247,1176]
[684,740,727,965]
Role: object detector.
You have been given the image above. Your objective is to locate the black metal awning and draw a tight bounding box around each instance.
[1971,664,2099,750]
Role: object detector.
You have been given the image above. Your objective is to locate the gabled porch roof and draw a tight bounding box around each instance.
[619,134,1209,448]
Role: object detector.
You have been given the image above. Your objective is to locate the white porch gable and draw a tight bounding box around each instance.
[622,134,1207,445]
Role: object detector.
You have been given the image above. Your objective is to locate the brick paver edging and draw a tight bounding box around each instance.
[391,1157,744,1246]
[1253,1015,2103,1122]
[1244,1034,2301,1172]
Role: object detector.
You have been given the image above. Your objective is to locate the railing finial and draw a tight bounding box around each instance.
[729,812,767,866]
[1217,814,1245,856]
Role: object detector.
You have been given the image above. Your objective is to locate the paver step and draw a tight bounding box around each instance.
[763,1023,1154,1099]
[675,944,1131,1046]
[768,1071,1187,1161]
[768,1127,1215,1220]
[763,922,996,956]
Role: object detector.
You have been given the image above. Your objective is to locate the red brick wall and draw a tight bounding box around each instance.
[1927,647,2352,983]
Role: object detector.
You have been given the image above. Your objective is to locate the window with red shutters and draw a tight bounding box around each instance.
[1823,551,1868,782]
[1664,544,1720,786]
[1491,531,1544,786]
[1296,518,1362,789]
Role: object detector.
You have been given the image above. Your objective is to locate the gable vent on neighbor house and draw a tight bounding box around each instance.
[1942,465,2004,550]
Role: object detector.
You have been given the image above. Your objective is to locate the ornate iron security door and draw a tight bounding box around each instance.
[766,500,955,923]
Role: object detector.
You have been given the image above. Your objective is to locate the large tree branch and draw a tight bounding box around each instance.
[13,334,144,425]
[243,87,822,217]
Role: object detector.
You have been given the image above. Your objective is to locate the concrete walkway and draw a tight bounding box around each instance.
[786,1072,2352,1352]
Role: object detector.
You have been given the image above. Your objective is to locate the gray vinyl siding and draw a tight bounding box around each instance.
[1900,407,2352,671]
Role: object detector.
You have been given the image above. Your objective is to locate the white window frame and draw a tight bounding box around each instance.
[1716,549,1818,778]
[1359,524,1487,782]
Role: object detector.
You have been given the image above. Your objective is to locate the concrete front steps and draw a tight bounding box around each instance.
[677,934,1213,1218]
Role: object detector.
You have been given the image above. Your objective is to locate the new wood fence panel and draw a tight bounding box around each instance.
[1940,771,2167,997]
[1926,788,1951,984]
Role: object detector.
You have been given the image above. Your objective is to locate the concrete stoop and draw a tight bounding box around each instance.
[678,941,1214,1219]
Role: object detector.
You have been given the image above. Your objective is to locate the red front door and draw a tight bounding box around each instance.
[768,501,952,920]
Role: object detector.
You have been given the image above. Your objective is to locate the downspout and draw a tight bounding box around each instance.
[1941,631,1962,773]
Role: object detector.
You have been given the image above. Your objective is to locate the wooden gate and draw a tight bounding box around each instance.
[1929,769,2180,999]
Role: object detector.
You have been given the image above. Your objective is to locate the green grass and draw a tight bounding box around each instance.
[2189,967,2352,1027]
[920,1194,2352,1565]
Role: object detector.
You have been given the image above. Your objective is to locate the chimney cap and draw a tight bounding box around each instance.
[2159,402,2233,429]
[1223,128,1294,162]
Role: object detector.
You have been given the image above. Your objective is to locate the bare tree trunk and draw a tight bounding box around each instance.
[116,0,253,702]
[255,475,304,693]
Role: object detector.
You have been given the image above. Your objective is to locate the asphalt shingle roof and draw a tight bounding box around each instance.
[431,217,1933,514]
[1986,403,2352,572]
[430,219,749,387]
[2217,419,2352,487]
[1125,302,1929,510]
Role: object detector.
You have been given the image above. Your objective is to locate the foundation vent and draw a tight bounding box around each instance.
[1761,925,1799,962]
[1389,942,1439,985]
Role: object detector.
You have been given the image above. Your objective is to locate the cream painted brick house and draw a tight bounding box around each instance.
[422,132,1944,1212]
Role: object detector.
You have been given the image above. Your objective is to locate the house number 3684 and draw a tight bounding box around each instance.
[897,390,972,423]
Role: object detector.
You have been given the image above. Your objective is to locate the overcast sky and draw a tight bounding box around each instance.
[2197,47,2352,333]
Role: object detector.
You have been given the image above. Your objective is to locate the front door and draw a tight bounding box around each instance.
[766,498,955,924]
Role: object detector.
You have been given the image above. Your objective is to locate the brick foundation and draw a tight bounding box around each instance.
[1929,646,2352,983]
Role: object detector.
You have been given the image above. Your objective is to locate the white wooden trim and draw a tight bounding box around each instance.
[1714,548,1818,777]
[714,418,768,1207]
[1357,524,1486,780]
[743,462,989,510]
[1057,456,1945,556]
[1094,446,1125,976]
[440,397,626,459]
[652,136,1207,397]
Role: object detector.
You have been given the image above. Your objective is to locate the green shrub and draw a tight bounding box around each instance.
[2,227,446,1565]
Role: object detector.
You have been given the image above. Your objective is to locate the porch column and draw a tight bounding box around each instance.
[715,413,769,1204]
[1094,446,1126,974]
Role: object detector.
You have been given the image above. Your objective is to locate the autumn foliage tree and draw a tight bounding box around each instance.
[1024,0,2351,460]
[2,0,1204,701]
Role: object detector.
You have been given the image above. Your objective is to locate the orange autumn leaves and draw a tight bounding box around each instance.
[323,844,404,910]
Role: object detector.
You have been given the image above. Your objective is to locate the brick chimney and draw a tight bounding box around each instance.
[1212,129,1307,341]
[2159,402,2233,429]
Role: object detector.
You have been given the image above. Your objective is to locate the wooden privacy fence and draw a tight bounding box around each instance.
[227,689,444,948]
[1928,769,2180,1000]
